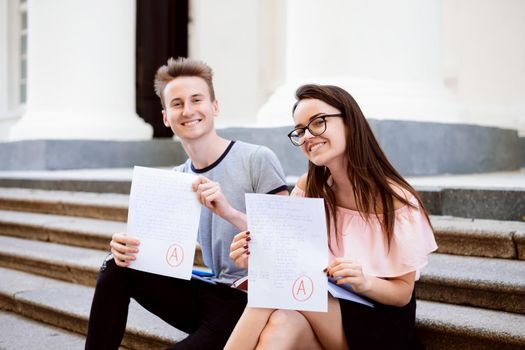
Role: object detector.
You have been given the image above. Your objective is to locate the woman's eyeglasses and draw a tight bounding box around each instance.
[287,114,342,146]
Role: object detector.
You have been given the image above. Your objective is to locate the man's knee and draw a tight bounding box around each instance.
[93,256,130,297]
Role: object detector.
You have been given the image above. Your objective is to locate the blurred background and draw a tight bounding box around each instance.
[0,2,524,349]
[0,0,524,175]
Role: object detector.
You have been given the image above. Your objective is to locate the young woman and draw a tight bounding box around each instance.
[226,84,437,350]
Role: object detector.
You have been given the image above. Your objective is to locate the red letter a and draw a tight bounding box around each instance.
[169,247,179,262]
[296,280,306,295]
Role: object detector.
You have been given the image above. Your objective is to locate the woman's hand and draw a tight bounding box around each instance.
[327,258,416,306]
[326,257,372,294]
[229,231,251,268]
[110,233,140,267]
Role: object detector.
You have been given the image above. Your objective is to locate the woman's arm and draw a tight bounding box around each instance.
[327,257,415,307]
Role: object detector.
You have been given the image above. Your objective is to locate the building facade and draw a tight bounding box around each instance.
[0,0,523,173]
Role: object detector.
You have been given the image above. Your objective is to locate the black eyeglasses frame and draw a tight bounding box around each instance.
[287,113,342,146]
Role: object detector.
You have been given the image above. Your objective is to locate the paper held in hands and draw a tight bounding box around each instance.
[246,193,328,312]
[127,166,201,280]
[328,278,374,308]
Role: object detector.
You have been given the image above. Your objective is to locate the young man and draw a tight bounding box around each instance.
[85,57,288,350]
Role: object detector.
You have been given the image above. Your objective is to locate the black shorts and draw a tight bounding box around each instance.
[339,290,423,350]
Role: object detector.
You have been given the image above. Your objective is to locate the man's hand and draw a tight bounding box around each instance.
[110,233,140,267]
[192,176,247,230]
[192,176,233,217]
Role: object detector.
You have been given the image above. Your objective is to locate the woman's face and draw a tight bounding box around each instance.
[292,98,347,168]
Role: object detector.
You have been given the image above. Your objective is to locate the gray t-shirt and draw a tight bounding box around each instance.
[176,140,287,283]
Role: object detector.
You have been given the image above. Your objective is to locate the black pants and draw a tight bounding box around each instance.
[84,258,247,350]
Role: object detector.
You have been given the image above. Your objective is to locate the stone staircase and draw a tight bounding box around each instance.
[0,179,524,349]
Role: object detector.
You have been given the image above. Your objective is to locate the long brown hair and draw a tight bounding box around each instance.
[293,84,432,249]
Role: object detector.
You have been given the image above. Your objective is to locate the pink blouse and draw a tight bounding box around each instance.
[291,186,437,279]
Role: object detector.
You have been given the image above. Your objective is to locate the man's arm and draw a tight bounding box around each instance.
[192,175,288,231]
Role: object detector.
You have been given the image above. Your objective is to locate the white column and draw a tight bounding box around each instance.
[443,0,525,136]
[189,0,287,127]
[9,0,153,140]
[0,0,19,140]
[257,0,463,126]
[0,0,9,117]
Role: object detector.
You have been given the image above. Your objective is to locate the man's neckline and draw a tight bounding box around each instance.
[190,140,236,173]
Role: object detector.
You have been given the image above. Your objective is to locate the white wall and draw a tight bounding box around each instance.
[257,0,465,127]
[252,0,524,133]
[443,0,525,135]
[1,1,523,138]
[189,0,286,127]
[285,0,442,84]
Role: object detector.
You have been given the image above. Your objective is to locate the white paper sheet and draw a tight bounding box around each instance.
[246,194,328,312]
[328,278,375,308]
[127,166,201,280]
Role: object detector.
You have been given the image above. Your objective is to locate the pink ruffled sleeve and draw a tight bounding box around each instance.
[291,185,438,279]
[333,197,437,279]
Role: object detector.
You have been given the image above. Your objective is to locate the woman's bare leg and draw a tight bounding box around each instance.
[255,310,323,350]
[301,296,349,350]
[224,307,274,350]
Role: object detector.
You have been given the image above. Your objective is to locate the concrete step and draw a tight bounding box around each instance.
[1,267,523,350]
[0,187,128,221]
[0,188,525,259]
[0,310,88,350]
[0,235,106,286]
[2,187,525,261]
[407,169,525,222]
[0,210,204,265]
[0,173,133,195]
[1,169,524,221]
[416,186,525,222]
[418,254,525,314]
[0,209,121,250]
[2,206,523,261]
[1,230,523,318]
[431,215,525,260]
[0,235,205,287]
[417,300,525,350]
[0,267,186,350]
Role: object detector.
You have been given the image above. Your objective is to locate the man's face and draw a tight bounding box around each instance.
[162,76,218,141]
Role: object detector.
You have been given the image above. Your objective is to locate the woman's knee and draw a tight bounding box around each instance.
[258,310,309,345]
[269,309,307,329]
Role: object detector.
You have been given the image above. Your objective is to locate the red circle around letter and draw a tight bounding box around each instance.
[292,275,314,302]
[166,243,184,267]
